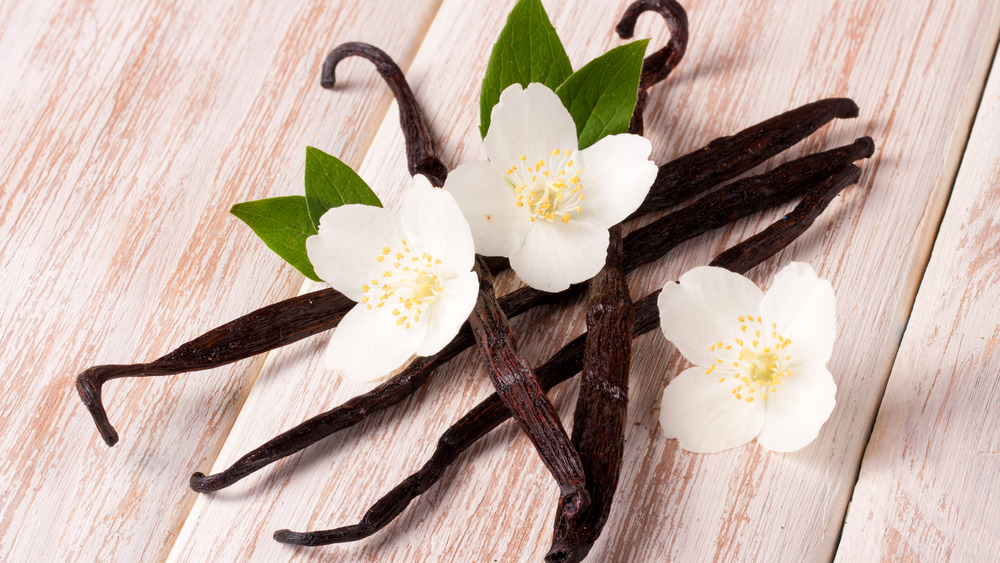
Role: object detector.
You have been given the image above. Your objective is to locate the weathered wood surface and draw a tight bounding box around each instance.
[0,0,442,560]
[2,0,999,561]
[835,44,1000,563]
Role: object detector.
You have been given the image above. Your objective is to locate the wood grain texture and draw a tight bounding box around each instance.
[835,46,1000,562]
[4,0,1000,561]
[166,1,1000,561]
[0,0,441,560]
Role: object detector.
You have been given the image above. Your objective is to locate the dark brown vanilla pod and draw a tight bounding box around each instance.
[272,329,591,547]
[190,142,873,491]
[633,97,862,217]
[188,285,564,492]
[275,256,591,547]
[321,42,448,186]
[549,82,648,559]
[548,226,634,563]
[190,354,440,493]
[465,257,590,519]
[623,136,875,273]
[307,160,868,544]
[710,164,863,272]
[76,288,353,446]
[617,0,689,135]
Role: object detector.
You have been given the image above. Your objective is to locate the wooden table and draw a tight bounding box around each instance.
[3,0,999,560]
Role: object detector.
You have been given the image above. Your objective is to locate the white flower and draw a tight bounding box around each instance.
[444,83,658,293]
[656,262,837,453]
[305,175,479,382]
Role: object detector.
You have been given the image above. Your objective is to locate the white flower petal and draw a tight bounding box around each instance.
[306,204,405,301]
[416,271,480,356]
[508,219,609,292]
[657,266,765,366]
[757,360,836,452]
[399,175,476,277]
[325,304,429,383]
[659,366,766,453]
[760,262,836,363]
[576,133,657,226]
[444,161,532,257]
[484,83,579,169]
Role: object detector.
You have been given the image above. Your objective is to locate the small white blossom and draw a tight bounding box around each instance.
[306,175,478,382]
[656,262,837,453]
[445,82,657,292]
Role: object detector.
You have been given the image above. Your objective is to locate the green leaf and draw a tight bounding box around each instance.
[231,196,321,281]
[479,0,572,138]
[304,146,381,229]
[555,39,649,149]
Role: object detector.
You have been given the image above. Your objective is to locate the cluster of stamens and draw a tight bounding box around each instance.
[505,149,586,223]
[360,238,443,329]
[706,314,792,403]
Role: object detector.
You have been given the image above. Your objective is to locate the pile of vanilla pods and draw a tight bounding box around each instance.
[76,1,874,560]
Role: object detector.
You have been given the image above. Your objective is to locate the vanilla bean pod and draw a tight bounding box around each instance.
[547,2,688,549]
[623,136,874,272]
[710,165,862,270]
[190,139,871,490]
[466,257,589,513]
[274,263,592,548]
[189,285,558,491]
[327,40,593,520]
[274,163,867,545]
[321,42,447,185]
[305,41,591,539]
[548,225,633,563]
[634,97,860,217]
[617,0,688,135]
[76,289,354,446]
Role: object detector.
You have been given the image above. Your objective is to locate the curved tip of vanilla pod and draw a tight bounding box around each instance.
[320,41,370,89]
[75,367,120,447]
[614,2,641,38]
[188,472,220,493]
[614,0,689,90]
[320,50,343,89]
[615,0,689,40]
[320,41,400,91]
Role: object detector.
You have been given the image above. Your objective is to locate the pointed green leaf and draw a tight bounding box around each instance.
[555,39,649,149]
[479,0,572,138]
[304,146,381,229]
[231,195,321,281]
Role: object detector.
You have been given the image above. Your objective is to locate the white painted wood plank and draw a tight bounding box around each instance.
[166,1,1000,562]
[0,0,441,560]
[835,42,1000,562]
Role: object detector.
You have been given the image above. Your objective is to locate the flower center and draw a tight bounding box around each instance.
[506,149,586,224]
[706,314,792,403]
[360,238,443,329]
